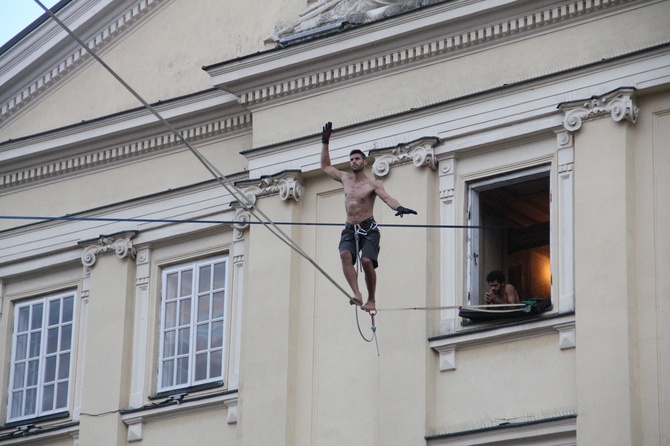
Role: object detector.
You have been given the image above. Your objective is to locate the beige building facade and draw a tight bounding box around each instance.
[0,0,669,445]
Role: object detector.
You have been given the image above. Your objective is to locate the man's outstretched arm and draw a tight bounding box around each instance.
[373,182,417,217]
[320,122,343,181]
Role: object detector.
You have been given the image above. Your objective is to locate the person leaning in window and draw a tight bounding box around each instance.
[484,270,520,305]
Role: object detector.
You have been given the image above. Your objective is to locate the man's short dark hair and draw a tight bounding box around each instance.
[486,270,506,283]
[349,149,366,159]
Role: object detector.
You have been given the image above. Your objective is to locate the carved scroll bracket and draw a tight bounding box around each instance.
[234,170,305,203]
[559,87,638,132]
[370,137,440,178]
[79,231,138,268]
[230,171,304,236]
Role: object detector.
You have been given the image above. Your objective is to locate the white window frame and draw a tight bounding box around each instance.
[467,165,551,305]
[7,291,76,423]
[157,255,229,393]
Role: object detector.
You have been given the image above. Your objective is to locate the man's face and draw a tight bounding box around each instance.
[488,280,504,295]
[350,153,366,172]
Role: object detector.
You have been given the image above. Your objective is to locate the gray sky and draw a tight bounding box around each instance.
[1,0,60,48]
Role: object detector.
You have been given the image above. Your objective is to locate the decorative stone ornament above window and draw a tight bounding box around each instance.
[235,171,305,202]
[559,87,639,132]
[265,0,441,44]
[369,137,440,178]
[231,171,305,233]
[79,231,137,267]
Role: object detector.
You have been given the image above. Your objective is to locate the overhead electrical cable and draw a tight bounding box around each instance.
[0,214,524,230]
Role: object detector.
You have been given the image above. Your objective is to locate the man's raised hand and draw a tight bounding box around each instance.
[395,205,417,217]
[322,122,332,144]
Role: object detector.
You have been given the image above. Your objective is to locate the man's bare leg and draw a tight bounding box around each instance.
[361,257,376,312]
[340,251,363,306]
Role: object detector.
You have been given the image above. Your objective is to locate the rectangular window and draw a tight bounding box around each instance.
[7,292,75,422]
[467,167,551,305]
[158,256,229,392]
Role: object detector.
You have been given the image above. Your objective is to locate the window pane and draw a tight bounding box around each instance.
[18,307,30,332]
[163,331,176,357]
[178,328,190,355]
[56,382,68,409]
[27,360,39,386]
[12,363,25,389]
[42,384,54,412]
[61,324,72,350]
[58,353,70,380]
[166,273,178,300]
[47,327,59,354]
[196,324,209,351]
[62,296,74,322]
[29,332,41,358]
[210,350,223,379]
[179,299,191,326]
[211,321,224,348]
[164,302,177,329]
[180,270,193,297]
[195,353,207,381]
[161,361,174,388]
[15,334,28,361]
[25,388,37,416]
[197,295,210,322]
[44,356,57,382]
[176,358,189,385]
[213,262,226,289]
[199,265,211,293]
[48,299,60,326]
[31,303,43,330]
[11,392,23,418]
[212,291,225,319]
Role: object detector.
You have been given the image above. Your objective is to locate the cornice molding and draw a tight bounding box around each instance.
[559,87,638,131]
[206,0,639,108]
[0,0,168,124]
[0,111,251,192]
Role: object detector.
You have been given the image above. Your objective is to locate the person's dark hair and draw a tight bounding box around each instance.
[486,270,505,283]
[349,149,366,159]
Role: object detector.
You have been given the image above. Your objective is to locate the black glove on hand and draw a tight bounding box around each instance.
[322,122,332,144]
[395,205,417,217]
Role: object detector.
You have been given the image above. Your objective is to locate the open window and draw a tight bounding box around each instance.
[467,166,551,306]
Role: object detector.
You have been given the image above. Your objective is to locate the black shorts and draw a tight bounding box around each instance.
[338,217,381,268]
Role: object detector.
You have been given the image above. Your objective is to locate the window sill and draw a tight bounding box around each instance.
[428,312,575,371]
[120,390,238,442]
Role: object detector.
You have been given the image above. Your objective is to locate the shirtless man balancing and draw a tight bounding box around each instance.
[320,122,416,312]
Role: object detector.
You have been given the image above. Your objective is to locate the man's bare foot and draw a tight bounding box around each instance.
[349,293,363,307]
[362,300,376,312]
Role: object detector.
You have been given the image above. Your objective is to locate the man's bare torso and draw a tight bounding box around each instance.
[341,173,377,224]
